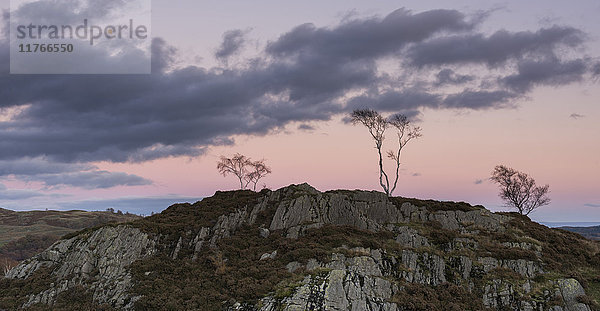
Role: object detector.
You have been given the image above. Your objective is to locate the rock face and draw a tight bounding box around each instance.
[260,250,398,311]
[3,183,598,311]
[6,226,156,309]
[266,184,509,238]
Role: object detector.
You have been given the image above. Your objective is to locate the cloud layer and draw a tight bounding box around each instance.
[0,7,597,188]
[0,183,44,200]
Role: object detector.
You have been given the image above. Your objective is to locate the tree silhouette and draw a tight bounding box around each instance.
[490,165,551,215]
[246,160,272,191]
[351,109,422,196]
[217,153,252,189]
[217,154,271,190]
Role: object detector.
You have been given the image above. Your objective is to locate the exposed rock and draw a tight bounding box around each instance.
[447,237,479,251]
[191,227,211,260]
[171,236,183,260]
[394,226,429,248]
[260,251,398,311]
[259,227,270,238]
[477,257,543,278]
[6,226,156,309]
[401,250,446,285]
[286,261,302,273]
[483,279,520,309]
[259,251,277,261]
[557,279,592,311]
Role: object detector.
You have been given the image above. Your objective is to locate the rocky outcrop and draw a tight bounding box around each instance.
[556,279,592,311]
[3,183,597,311]
[267,184,509,238]
[258,249,399,311]
[6,226,156,309]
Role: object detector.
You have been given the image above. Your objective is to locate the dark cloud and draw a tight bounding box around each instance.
[13,0,127,25]
[412,172,421,177]
[215,29,249,61]
[152,38,177,73]
[584,203,600,208]
[266,8,476,60]
[570,113,585,119]
[25,171,152,189]
[0,158,94,175]
[593,63,600,76]
[442,90,519,109]
[346,90,439,114]
[0,183,44,200]
[9,0,151,74]
[0,158,152,189]
[57,195,201,215]
[407,26,585,67]
[502,58,587,92]
[298,124,315,131]
[434,69,474,86]
[0,7,596,179]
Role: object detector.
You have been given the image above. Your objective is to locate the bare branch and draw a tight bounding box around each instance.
[351,109,422,196]
[216,153,252,189]
[245,159,272,191]
[490,165,551,215]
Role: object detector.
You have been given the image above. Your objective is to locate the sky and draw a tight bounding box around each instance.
[0,0,598,222]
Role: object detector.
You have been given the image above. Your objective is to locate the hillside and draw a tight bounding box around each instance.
[0,208,140,268]
[1,184,599,311]
[560,226,600,241]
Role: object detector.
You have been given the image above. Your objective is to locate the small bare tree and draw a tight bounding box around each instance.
[490,165,551,215]
[246,160,272,191]
[217,153,252,189]
[217,154,271,190]
[351,109,422,196]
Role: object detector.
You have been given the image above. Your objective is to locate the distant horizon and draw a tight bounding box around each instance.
[2,182,599,224]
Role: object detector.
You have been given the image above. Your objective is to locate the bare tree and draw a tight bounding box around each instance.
[351,109,422,196]
[490,165,551,215]
[246,160,272,191]
[217,154,271,190]
[217,153,252,189]
[387,114,422,195]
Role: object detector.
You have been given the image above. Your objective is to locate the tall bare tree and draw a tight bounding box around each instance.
[351,109,422,196]
[246,160,272,191]
[387,114,422,195]
[490,165,551,215]
[217,153,252,189]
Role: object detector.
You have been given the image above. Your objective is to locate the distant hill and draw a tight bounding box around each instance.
[0,207,140,269]
[1,184,598,311]
[559,225,600,241]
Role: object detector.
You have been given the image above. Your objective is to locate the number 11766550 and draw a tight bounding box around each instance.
[18,43,74,53]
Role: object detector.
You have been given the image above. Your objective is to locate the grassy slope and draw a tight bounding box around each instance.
[0,208,140,263]
[560,226,600,241]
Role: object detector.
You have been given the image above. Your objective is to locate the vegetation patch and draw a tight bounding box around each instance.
[0,267,53,309]
[131,189,264,235]
[391,282,490,311]
[130,222,397,310]
[27,285,116,311]
[506,213,600,307]
[390,197,483,212]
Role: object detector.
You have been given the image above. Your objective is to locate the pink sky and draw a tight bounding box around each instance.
[85,82,600,222]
